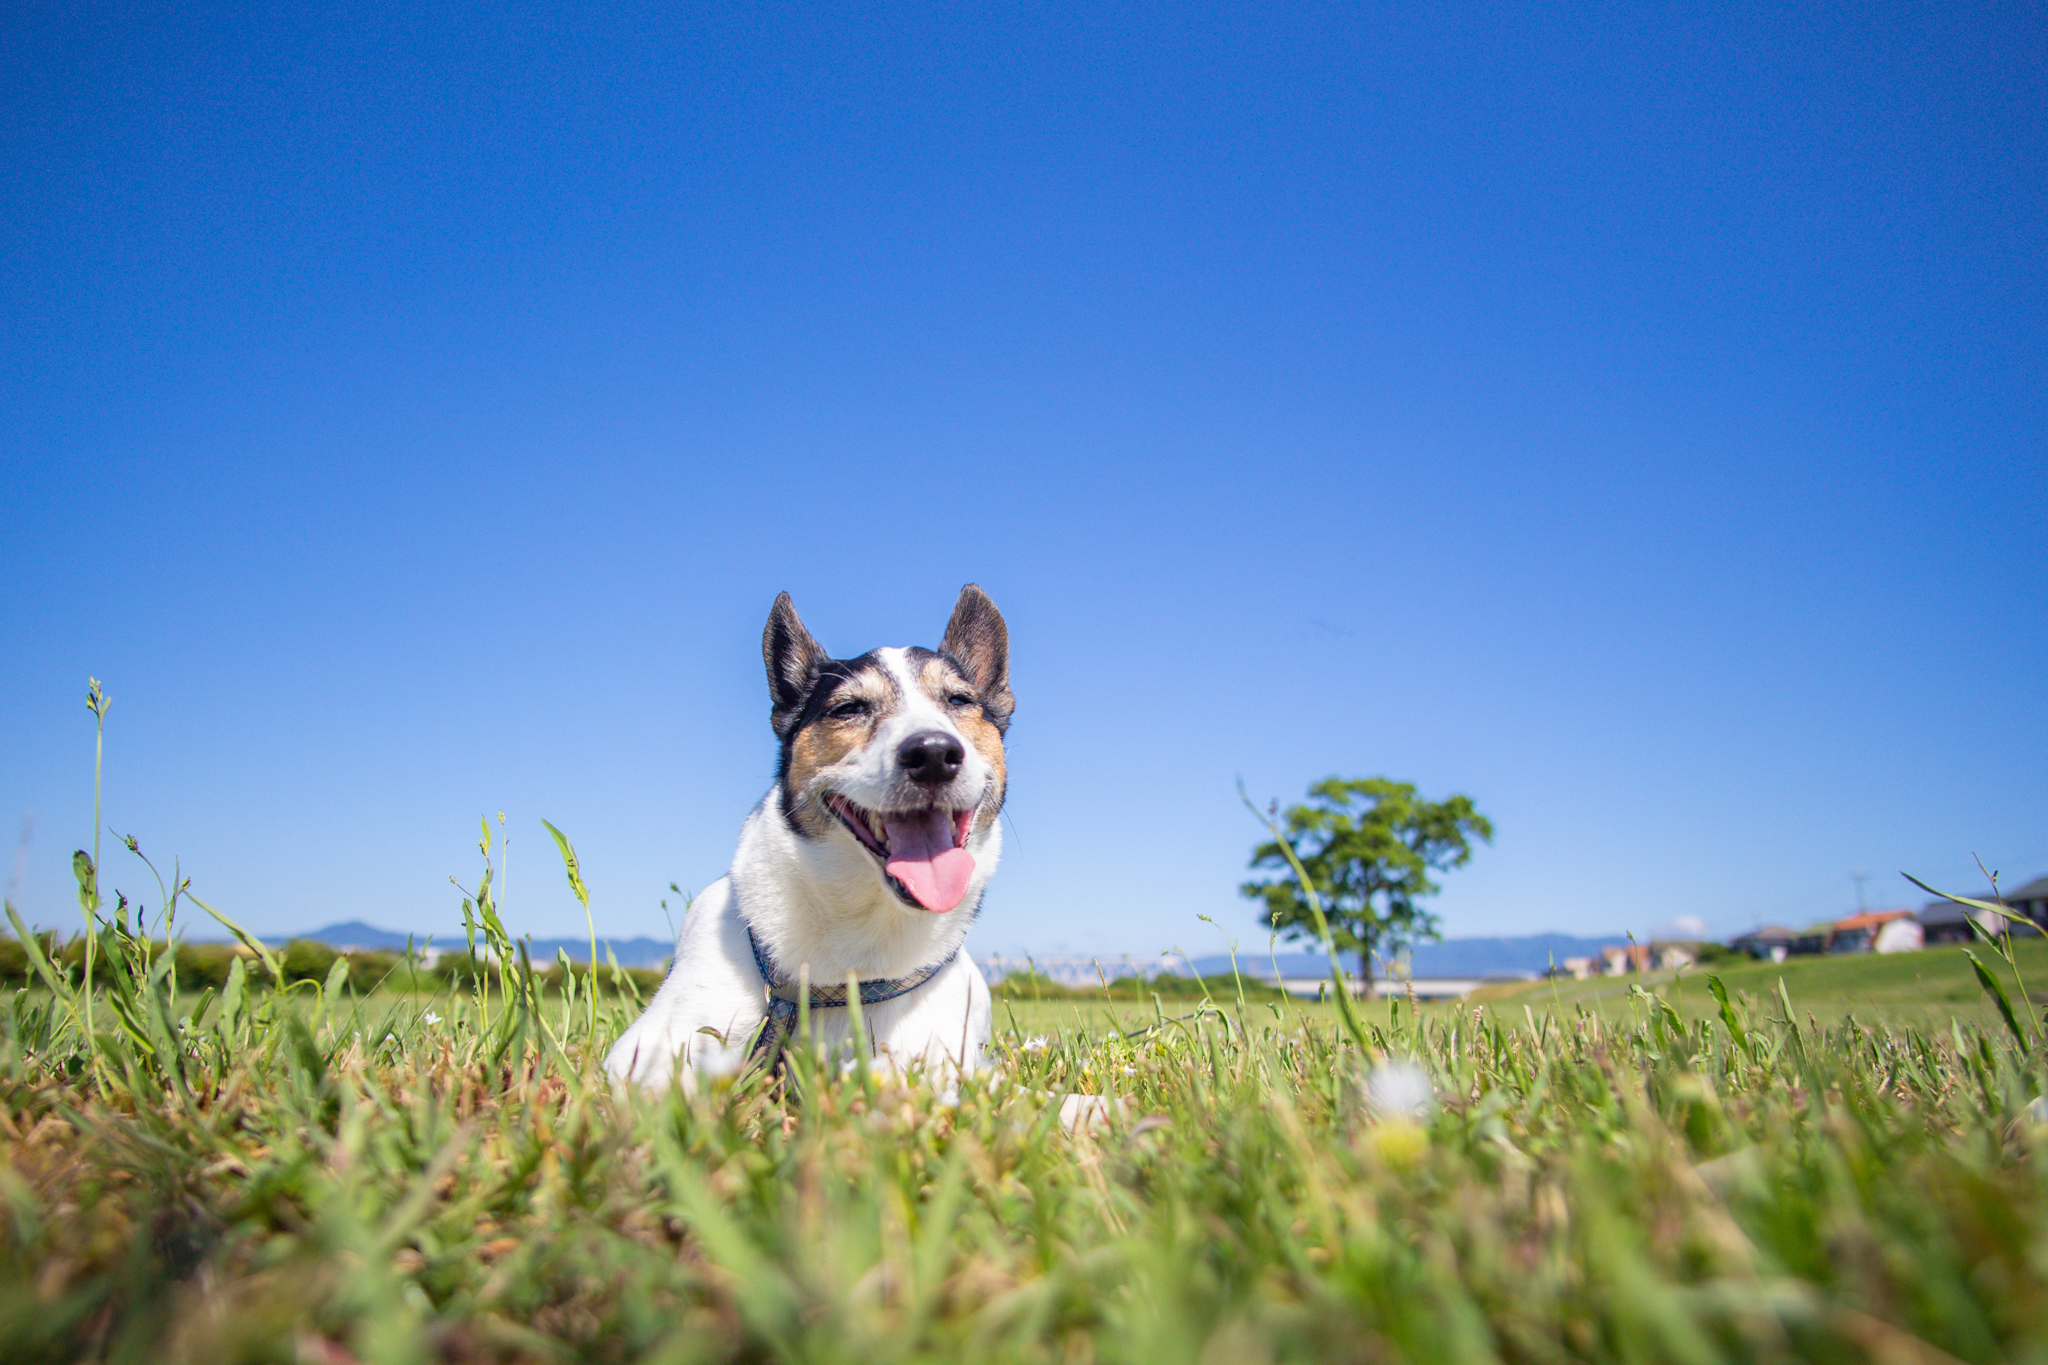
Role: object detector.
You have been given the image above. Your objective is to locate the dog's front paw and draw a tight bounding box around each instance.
[605,1017,684,1093]
[1057,1092,1123,1133]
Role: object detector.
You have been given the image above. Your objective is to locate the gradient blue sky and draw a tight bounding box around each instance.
[4,0,2043,961]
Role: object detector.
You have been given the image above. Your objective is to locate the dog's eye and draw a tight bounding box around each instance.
[946,693,975,709]
[828,699,870,720]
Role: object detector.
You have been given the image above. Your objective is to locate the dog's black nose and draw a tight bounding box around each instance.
[898,731,965,785]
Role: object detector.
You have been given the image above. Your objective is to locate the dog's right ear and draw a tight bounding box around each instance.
[763,593,827,740]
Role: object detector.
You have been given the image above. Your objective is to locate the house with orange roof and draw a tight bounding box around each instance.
[1828,908,1917,954]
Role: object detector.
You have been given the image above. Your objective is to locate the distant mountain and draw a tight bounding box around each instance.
[1169,951,1345,979]
[286,921,420,951]
[281,922,675,969]
[1180,933,1624,981]
[521,937,675,970]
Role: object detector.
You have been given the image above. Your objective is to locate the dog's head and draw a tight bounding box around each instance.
[762,584,1013,914]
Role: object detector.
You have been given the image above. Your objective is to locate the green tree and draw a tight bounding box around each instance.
[1242,777,1493,986]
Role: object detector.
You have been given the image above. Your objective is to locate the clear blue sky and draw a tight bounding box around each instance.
[4,0,2043,960]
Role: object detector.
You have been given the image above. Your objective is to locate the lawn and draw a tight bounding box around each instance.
[6,911,2048,1364]
[991,937,2048,1036]
[1471,937,2048,1030]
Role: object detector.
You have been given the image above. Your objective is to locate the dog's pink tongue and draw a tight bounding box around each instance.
[883,810,975,912]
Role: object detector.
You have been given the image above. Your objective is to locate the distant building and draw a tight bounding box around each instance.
[1827,909,1915,954]
[2003,876,2048,929]
[1716,881,2048,960]
[1916,879,2048,945]
[1598,943,1653,975]
[1916,900,1986,945]
[1729,926,1796,963]
[1653,942,1697,971]
[1793,928,1832,955]
[1552,941,1696,977]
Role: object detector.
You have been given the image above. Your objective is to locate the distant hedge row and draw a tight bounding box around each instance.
[0,935,666,995]
[991,970,1289,1002]
[1,937,1282,1002]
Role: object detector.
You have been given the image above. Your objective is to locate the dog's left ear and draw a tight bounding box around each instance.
[940,583,1014,733]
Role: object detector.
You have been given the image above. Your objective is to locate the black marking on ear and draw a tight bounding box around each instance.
[939,583,1015,734]
[763,593,828,741]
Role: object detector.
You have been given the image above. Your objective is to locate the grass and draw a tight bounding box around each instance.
[1470,938,2048,1030]
[986,938,2048,1037]
[9,699,2048,1362]
[7,898,2048,1363]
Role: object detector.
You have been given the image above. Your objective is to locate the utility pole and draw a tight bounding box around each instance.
[1851,870,1869,913]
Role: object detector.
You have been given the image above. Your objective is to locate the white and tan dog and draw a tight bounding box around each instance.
[606,585,1011,1092]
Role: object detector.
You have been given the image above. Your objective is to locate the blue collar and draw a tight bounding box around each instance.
[744,925,957,1072]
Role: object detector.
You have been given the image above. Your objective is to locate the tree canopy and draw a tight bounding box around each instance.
[1242,777,1493,984]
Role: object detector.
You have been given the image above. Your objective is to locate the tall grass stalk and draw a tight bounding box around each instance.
[1238,779,1369,1050]
[77,678,110,1087]
[1906,867,2044,1051]
[542,817,599,1044]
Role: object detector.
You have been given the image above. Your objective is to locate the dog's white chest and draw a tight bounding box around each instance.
[604,865,993,1093]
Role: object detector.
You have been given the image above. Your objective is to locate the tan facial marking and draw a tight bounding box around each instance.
[918,656,1006,830]
[784,668,899,835]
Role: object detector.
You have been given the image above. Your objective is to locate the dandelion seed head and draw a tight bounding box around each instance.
[1365,1061,1435,1121]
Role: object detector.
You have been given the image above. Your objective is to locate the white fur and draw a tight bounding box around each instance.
[828,649,997,820]
[605,649,1001,1093]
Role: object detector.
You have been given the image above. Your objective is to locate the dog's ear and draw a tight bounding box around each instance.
[940,583,1014,733]
[763,593,827,740]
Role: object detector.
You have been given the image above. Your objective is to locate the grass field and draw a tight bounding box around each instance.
[989,937,2048,1037]
[7,894,2048,1365]
[1475,938,2048,1027]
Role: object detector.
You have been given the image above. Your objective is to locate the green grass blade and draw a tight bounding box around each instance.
[1962,949,2030,1053]
[541,817,600,1043]
[185,891,284,984]
[6,903,77,1011]
[1705,973,1750,1059]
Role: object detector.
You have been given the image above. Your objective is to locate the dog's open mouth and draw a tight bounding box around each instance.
[826,793,977,913]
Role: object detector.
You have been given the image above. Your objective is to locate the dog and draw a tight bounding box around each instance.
[606,584,1012,1092]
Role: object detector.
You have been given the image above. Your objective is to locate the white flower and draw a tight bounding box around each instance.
[1021,1035,1050,1052]
[1365,1061,1435,1121]
[422,1010,442,1026]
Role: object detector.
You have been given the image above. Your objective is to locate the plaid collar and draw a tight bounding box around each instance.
[744,925,956,1072]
